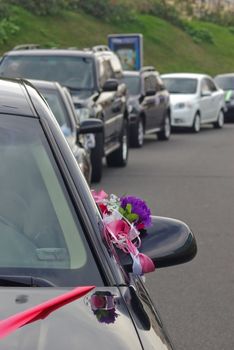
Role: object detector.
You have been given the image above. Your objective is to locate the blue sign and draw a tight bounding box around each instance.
[108,34,143,71]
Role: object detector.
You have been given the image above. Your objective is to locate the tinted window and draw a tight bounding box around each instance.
[162,78,198,94]
[38,88,72,135]
[0,55,95,90]
[215,76,234,91]
[0,115,103,286]
[122,75,140,95]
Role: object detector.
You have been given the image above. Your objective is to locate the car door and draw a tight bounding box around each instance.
[120,277,174,349]
[142,74,159,131]
[200,78,213,121]
[96,57,116,145]
[155,75,168,128]
[205,77,221,121]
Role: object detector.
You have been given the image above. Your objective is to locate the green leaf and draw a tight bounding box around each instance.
[126,213,139,222]
[126,203,132,214]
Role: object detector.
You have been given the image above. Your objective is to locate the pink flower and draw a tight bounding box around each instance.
[92,190,108,203]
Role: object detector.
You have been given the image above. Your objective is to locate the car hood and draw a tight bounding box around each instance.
[169,94,196,106]
[0,287,142,350]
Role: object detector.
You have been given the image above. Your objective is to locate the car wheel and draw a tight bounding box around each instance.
[106,119,129,167]
[191,113,201,133]
[130,117,144,148]
[90,133,103,183]
[157,114,171,141]
[213,109,224,129]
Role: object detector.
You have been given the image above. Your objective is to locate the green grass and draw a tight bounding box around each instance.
[1,6,234,75]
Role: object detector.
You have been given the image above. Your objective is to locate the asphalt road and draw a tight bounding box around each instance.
[93,124,234,350]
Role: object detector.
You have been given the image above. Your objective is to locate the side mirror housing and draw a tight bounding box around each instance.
[78,118,103,135]
[201,91,212,97]
[119,216,197,272]
[102,79,118,92]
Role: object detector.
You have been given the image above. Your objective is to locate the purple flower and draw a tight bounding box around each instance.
[94,308,119,324]
[120,196,152,228]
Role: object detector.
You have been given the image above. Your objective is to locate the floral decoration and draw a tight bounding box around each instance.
[91,190,155,276]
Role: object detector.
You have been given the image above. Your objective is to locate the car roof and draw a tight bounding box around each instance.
[161,73,208,80]
[0,78,37,117]
[214,73,234,78]
[4,49,94,58]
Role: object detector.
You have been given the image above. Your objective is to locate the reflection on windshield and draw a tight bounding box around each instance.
[162,78,197,94]
[0,56,95,90]
[215,76,234,91]
[122,75,140,95]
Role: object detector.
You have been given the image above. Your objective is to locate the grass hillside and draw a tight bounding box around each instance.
[1,6,234,75]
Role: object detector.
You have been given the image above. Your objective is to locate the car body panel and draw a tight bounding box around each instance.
[0,78,197,349]
[162,73,225,128]
[122,70,170,140]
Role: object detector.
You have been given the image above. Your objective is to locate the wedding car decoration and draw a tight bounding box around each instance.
[92,190,155,276]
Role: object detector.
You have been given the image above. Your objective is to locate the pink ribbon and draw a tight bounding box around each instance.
[0,285,95,339]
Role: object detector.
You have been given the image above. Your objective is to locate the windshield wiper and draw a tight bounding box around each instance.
[0,275,55,287]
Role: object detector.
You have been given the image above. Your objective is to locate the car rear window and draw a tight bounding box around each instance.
[0,115,103,286]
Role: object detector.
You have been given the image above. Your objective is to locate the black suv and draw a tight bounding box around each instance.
[122,67,171,148]
[0,45,129,182]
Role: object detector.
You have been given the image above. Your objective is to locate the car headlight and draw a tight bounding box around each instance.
[76,107,90,122]
[174,102,193,109]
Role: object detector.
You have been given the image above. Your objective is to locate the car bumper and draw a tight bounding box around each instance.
[171,108,195,127]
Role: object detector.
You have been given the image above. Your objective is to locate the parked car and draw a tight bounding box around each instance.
[0,45,129,183]
[161,73,225,132]
[30,79,92,184]
[0,77,197,349]
[214,73,234,122]
[122,67,171,147]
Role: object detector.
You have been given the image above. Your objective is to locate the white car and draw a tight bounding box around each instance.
[161,73,225,132]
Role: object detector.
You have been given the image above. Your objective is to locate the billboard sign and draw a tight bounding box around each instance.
[108,34,143,71]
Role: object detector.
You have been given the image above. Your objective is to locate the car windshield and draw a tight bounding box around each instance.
[214,76,234,90]
[0,115,102,286]
[162,77,197,94]
[38,88,72,136]
[0,55,95,90]
[121,75,140,95]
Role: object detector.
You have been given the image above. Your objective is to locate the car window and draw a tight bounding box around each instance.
[121,75,140,95]
[144,75,155,94]
[0,115,103,286]
[97,57,114,87]
[38,88,72,135]
[162,77,198,94]
[0,55,95,90]
[206,78,217,92]
[215,76,234,90]
[201,79,211,94]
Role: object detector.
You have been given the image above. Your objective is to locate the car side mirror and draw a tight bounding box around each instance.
[118,216,197,272]
[77,118,103,135]
[102,79,118,92]
[201,91,212,97]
